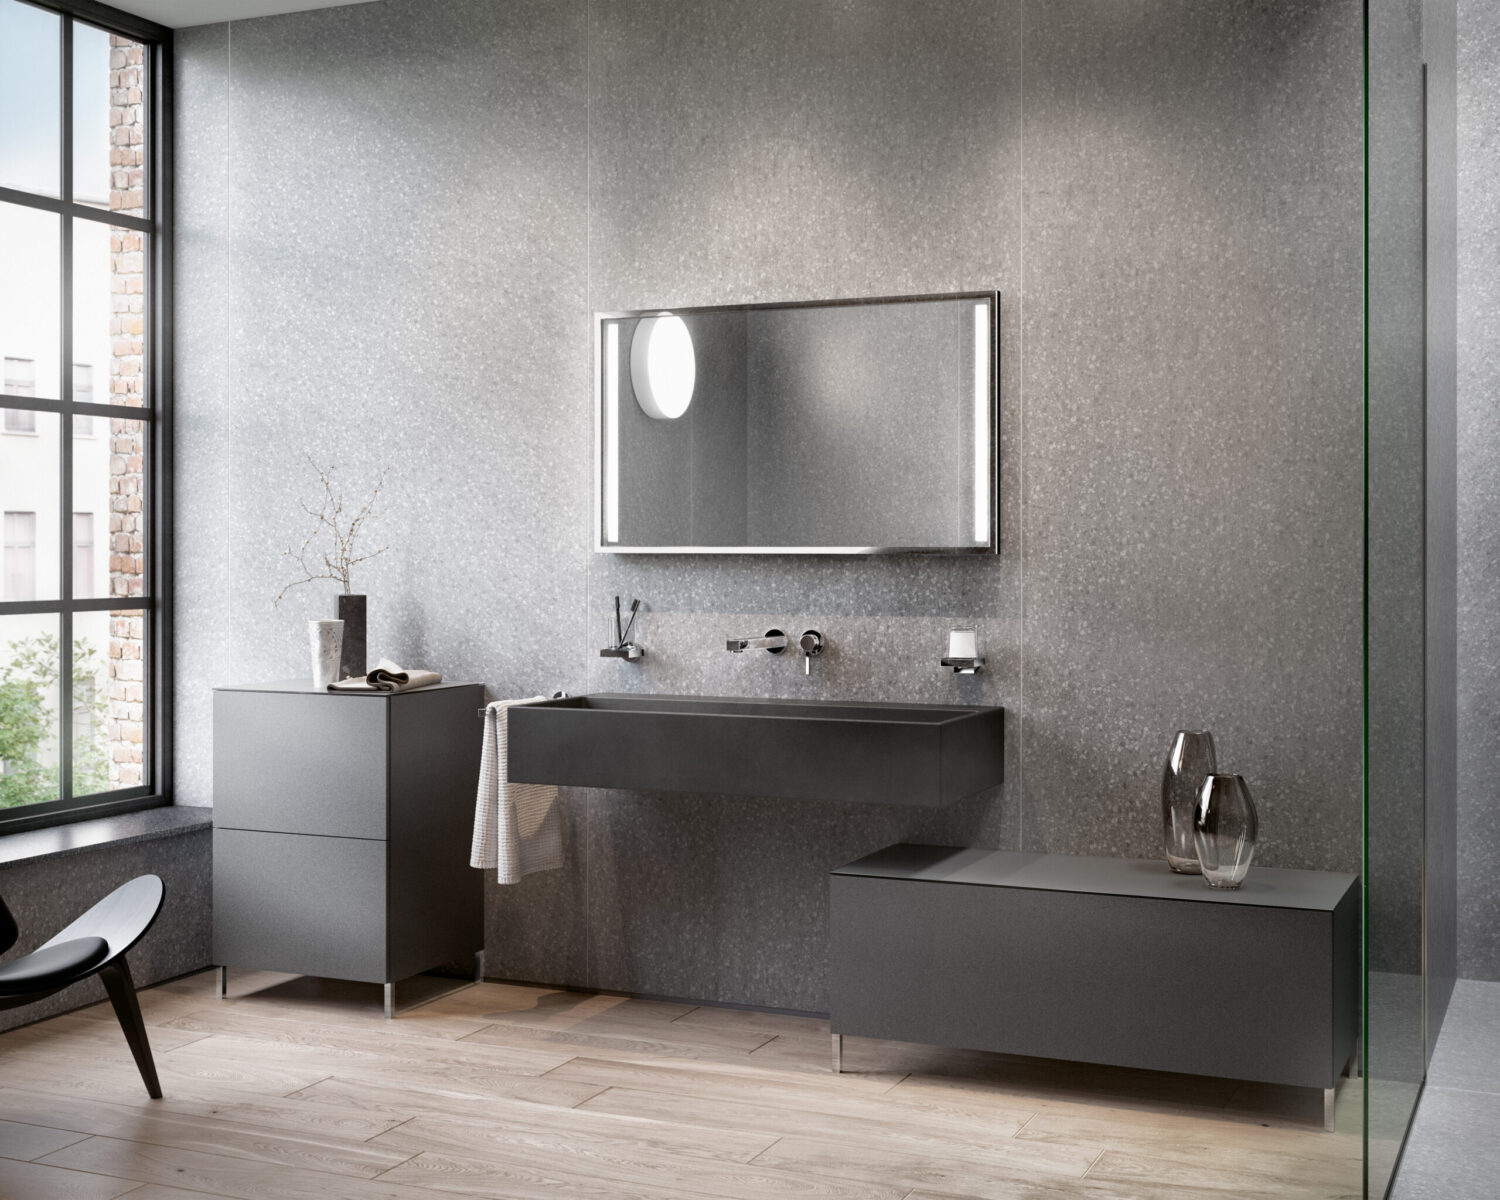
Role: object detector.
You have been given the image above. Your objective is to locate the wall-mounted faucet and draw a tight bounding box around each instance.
[798,629,824,675]
[727,629,787,654]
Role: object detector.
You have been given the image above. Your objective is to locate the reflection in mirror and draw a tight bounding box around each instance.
[631,314,696,420]
[596,292,998,554]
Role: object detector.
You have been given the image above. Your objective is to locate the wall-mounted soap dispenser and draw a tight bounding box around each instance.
[941,628,984,674]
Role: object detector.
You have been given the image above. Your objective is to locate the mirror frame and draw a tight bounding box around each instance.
[593,290,1000,555]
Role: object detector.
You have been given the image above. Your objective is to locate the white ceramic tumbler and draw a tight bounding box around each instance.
[310,619,344,688]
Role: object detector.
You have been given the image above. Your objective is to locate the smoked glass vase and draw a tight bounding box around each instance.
[1194,773,1259,889]
[1161,730,1216,873]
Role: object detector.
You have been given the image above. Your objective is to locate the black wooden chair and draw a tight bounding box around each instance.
[0,874,165,1098]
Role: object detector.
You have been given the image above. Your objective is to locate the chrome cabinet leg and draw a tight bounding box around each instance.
[216,965,228,999]
[474,950,486,983]
[1324,1085,1337,1131]
[384,982,395,1021]
[831,1032,842,1074]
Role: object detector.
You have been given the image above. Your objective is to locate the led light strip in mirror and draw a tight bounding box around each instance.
[603,322,620,544]
[974,301,990,545]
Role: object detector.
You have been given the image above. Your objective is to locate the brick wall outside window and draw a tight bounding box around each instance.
[107,35,145,790]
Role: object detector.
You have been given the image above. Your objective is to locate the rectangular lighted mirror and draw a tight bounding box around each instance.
[596,291,999,555]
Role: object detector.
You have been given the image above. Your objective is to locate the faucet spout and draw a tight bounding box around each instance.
[726,631,788,654]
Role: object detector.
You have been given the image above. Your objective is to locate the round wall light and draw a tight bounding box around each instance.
[631,313,696,420]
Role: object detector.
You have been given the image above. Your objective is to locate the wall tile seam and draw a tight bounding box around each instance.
[1018,0,1027,856]
[585,0,593,994]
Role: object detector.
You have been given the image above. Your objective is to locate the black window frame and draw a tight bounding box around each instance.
[0,0,172,834]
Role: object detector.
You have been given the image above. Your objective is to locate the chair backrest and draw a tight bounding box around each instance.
[0,893,18,956]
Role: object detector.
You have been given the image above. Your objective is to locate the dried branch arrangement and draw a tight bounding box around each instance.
[274,455,389,605]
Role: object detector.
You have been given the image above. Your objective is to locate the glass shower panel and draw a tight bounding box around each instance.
[1365,0,1429,1194]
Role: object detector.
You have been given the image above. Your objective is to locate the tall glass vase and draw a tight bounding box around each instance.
[1161,730,1216,873]
[1194,774,1259,889]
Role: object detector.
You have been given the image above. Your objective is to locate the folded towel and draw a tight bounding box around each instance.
[329,658,443,693]
[469,698,562,883]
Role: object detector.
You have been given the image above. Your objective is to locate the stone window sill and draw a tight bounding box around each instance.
[0,806,211,869]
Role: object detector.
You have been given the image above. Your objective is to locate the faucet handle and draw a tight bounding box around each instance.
[799,630,824,675]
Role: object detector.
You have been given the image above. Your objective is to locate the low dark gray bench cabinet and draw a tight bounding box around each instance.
[831,844,1359,1092]
[212,680,483,992]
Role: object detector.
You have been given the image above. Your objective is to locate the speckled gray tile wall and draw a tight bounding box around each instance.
[1457,0,1500,981]
[173,23,232,810]
[173,1,596,984]
[0,829,211,1033]
[1018,0,1363,873]
[218,0,591,702]
[1367,0,1427,986]
[1423,0,1459,1044]
[174,0,1365,1013]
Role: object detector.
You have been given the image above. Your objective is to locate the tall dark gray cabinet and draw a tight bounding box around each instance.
[212,680,484,1016]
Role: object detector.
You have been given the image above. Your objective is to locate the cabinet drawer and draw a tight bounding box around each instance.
[214,691,387,839]
[213,829,387,983]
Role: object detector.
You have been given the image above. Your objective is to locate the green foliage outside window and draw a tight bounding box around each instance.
[0,634,110,808]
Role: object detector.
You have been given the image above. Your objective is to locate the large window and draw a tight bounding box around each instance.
[0,0,169,829]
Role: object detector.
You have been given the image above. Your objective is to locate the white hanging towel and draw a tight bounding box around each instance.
[469,698,562,883]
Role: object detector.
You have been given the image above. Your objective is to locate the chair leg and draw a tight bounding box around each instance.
[98,958,161,1099]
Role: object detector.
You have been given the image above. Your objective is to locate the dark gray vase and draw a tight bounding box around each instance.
[337,593,366,681]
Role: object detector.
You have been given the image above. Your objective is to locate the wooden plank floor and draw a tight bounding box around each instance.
[0,969,1363,1199]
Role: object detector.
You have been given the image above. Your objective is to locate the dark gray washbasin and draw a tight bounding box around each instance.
[507,693,1004,807]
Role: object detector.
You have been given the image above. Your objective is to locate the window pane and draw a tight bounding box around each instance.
[0,203,61,401]
[74,24,145,216]
[0,612,61,810]
[73,608,144,795]
[0,409,59,601]
[73,363,95,436]
[3,399,37,433]
[72,511,94,596]
[3,512,36,600]
[73,219,146,407]
[0,0,60,198]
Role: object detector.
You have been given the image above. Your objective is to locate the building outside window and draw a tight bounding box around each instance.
[73,361,93,435]
[72,511,93,596]
[3,356,37,433]
[0,0,169,827]
[1,408,35,434]
[3,512,37,602]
